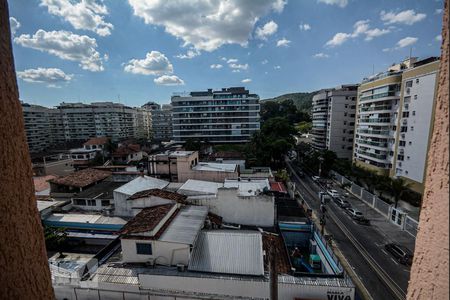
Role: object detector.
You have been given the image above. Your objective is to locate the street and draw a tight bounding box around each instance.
[286,159,411,300]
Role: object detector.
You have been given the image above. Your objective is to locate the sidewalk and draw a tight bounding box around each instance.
[330,181,416,251]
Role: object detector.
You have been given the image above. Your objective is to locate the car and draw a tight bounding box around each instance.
[342,191,350,197]
[312,176,321,182]
[327,189,340,198]
[346,208,364,220]
[385,243,413,265]
[298,171,305,178]
[335,197,351,208]
[355,216,371,225]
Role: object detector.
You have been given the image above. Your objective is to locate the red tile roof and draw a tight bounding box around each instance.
[128,189,187,203]
[83,137,109,146]
[33,175,56,192]
[49,168,111,188]
[112,144,142,157]
[119,204,175,236]
[270,181,287,193]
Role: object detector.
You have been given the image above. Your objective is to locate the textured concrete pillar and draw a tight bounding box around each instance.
[0,0,54,298]
[407,1,449,299]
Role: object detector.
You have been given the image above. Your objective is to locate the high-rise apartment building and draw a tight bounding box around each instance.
[22,104,59,153]
[311,85,357,159]
[151,104,173,141]
[353,57,440,193]
[171,87,260,143]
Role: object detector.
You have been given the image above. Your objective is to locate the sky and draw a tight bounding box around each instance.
[8,0,444,107]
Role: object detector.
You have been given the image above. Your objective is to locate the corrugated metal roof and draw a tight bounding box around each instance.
[114,176,169,196]
[188,230,264,276]
[159,206,208,245]
[178,179,223,196]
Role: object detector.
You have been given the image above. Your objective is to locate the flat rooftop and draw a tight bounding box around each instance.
[193,162,237,173]
[73,181,125,200]
[114,176,169,196]
[223,179,270,196]
[178,179,223,196]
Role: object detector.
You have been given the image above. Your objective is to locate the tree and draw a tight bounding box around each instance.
[386,177,412,208]
[296,121,312,134]
[184,138,202,151]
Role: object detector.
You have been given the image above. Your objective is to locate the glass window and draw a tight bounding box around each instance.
[101,200,110,207]
[74,199,86,206]
[405,81,413,88]
[87,200,96,206]
[136,243,152,255]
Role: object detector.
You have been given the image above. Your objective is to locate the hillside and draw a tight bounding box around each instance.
[262,92,316,112]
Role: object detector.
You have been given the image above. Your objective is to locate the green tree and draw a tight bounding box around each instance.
[184,138,202,151]
[385,177,412,208]
[296,121,312,134]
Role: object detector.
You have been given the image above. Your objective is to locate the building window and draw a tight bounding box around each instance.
[101,200,110,207]
[402,111,409,118]
[399,140,406,146]
[398,155,404,161]
[416,78,419,84]
[343,129,346,133]
[74,199,86,206]
[87,200,96,206]
[410,126,414,131]
[344,112,348,117]
[136,243,152,255]
[409,141,412,145]
[405,81,413,88]
[414,95,418,100]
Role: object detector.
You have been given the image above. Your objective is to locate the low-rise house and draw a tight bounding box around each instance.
[112,144,146,164]
[49,168,111,198]
[113,175,169,216]
[83,137,109,151]
[148,150,238,182]
[33,175,57,196]
[69,137,109,168]
[71,180,125,212]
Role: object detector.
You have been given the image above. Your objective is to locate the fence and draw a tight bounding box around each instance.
[331,171,419,237]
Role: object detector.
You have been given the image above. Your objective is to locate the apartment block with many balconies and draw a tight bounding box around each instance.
[353,57,440,193]
[171,87,260,143]
[311,85,357,159]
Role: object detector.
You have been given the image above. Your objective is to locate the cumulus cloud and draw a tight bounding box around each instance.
[313,53,329,58]
[276,38,291,47]
[317,0,348,8]
[383,36,418,52]
[14,30,105,71]
[175,48,200,59]
[210,64,223,69]
[17,67,73,87]
[435,9,443,14]
[261,59,269,64]
[154,75,184,85]
[227,58,239,64]
[9,17,20,35]
[40,0,113,36]
[326,20,390,46]
[128,0,286,52]
[255,20,278,40]
[274,65,281,69]
[124,51,173,76]
[241,78,252,83]
[229,63,249,70]
[299,23,311,31]
[380,10,426,25]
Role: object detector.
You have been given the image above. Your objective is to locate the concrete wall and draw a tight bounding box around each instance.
[121,239,190,266]
[114,192,176,217]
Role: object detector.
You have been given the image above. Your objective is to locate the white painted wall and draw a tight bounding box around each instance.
[121,239,190,266]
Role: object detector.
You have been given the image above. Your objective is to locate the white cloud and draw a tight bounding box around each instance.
[380,10,426,25]
[325,32,351,47]
[124,51,173,76]
[227,58,239,64]
[210,64,223,69]
[255,20,278,40]
[40,0,113,36]
[128,0,286,52]
[326,20,390,46]
[435,35,442,42]
[232,69,241,73]
[261,59,269,64]
[313,53,330,58]
[317,0,348,8]
[396,36,418,48]
[17,68,73,87]
[154,75,185,85]
[435,9,443,14]
[9,17,20,35]
[241,78,252,83]
[229,63,249,70]
[274,65,281,69]
[382,48,391,52]
[299,23,311,31]
[175,48,200,59]
[276,38,291,47]
[14,30,105,72]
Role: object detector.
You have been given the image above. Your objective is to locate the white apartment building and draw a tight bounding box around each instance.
[311,85,357,159]
[151,104,173,141]
[171,87,260,143]
[353,57,440,193]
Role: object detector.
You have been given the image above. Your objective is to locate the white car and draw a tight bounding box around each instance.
[328,189,340,198]
[346,208,364,220]
[312,176,321,182]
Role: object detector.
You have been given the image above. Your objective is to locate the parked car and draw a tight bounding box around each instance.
[312,176,321,182]
[385,243,413,265]
[335,197,351,208]
[342,191,350,197]
[346,208,364,220]
[327,189,340,198]
[355,216,371,226]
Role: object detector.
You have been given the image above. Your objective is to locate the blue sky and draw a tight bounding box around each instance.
[9,0,443,107]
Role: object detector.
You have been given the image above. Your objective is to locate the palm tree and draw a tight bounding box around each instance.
[387,177,412,208]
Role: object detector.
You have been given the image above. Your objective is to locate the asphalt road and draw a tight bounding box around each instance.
[286,159,411,300]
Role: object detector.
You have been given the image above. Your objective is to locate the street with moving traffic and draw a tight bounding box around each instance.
[286,158,414,300]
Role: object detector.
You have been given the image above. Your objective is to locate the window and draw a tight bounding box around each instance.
[405,81,413,88]
[410,126,414,131]
[342,137,346,141]
[344,112,348,117]
[412,111,416,116]
[399,140,406,146]
[416,78,419,84]
[343,129,346,133]
[414,95,418,100]
[136,243,152,255]
[87,200,96,206]
[397,155,404,161]
[345,104,348,108]
[101,200,110,207]
[343,121,347,125]
[409,141,412,145]
[350,114,355,118]
[74,199,86,206]
[402,112,409,118]
[400,126,408,132]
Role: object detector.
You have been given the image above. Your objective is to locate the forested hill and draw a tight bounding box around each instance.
[261,92,316,112]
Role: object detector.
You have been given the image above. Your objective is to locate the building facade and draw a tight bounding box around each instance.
[311,85,357,159]
[353,57,440,193]
[171,87,260,143]
[151,104,173,141]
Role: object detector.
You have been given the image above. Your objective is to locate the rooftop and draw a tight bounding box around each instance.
[188,230,264,276]
[73,181,125,200]
[33,175,56,193]
[119,204,176,236]
[114,176,169,196]
[223,178,270,196]
[178,179,223,196]
[192,162,237,173]
[159,205,208,245]
[83,137,109,146]
[45,213,127,225]
[49,168,111,188]
[113,144,142,156]
[128,188,187,203]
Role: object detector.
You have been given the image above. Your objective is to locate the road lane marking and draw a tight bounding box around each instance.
[381,249,389,256]
[391,258,400,265]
